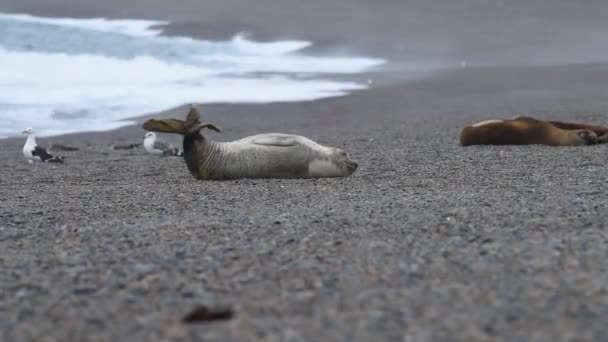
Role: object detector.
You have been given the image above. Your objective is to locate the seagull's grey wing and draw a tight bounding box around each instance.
[153,139,174,152]
[248,134,298,147]
[154,139,182,156]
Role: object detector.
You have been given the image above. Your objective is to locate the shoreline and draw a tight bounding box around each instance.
[3,61,608,144]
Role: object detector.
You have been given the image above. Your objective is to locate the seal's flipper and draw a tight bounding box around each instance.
[184,104,221,134]
[185,105,201,128]
[185,104,201,131]
[548,120,608,137]
[192,123,222,133]
[598,132,608,144]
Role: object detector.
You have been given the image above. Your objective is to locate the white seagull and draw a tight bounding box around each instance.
[143,132,183,156]
[22,128,64,164]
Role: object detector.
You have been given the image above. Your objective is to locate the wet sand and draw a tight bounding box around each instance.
[2,0,608,341]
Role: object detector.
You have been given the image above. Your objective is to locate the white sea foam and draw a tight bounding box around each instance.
[0,13,385,137]
[0,13,167,37]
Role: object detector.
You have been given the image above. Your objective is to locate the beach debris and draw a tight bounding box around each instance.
[111,143,141,150]
[143,132,183,156]
[181,304,234,323]
[22,128,64,164]
[48,143,79,151]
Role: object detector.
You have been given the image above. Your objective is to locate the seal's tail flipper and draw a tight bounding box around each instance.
[186,104,222,134]
[548,120,608,138]
[143,104,221,135]
[185,104,202,130]
[142,118,186,135]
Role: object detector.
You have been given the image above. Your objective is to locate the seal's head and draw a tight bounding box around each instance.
[333,148,358,174]
[574,130,598,145]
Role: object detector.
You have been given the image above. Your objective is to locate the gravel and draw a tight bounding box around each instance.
[2,63,608,341]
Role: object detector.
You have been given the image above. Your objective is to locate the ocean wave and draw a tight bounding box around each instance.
[0,13,384,137]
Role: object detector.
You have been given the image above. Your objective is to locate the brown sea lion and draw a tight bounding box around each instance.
[460,116,608,146]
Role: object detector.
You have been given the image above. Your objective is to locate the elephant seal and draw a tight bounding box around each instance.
[142,105,358,180]
[460,116,608,146]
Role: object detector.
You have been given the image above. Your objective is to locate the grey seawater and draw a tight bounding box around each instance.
[0,17,247,66]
